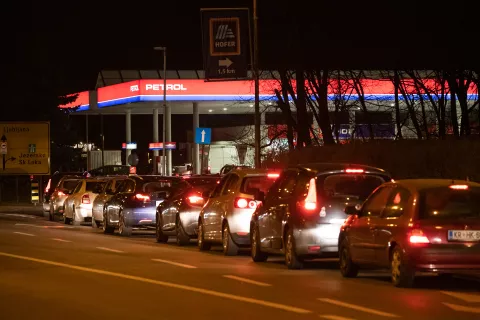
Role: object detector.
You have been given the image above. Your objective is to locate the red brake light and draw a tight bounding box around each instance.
[267,173,280,179]
[187,195,204,207]
[303,178,318,211]
[234,197,257,209]
[409,229,430,244]
[345,168,364,174]
[135,194,150,202]
[57,190,65,196]
[449,184,468,190]
[45,179,51,193]
[81,194,90,204]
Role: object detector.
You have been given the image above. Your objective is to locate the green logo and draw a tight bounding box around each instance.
[28,144,36,153]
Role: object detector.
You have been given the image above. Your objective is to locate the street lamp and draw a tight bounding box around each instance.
[154,46,167,175]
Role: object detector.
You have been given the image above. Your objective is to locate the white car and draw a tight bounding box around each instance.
[63,179,107,225]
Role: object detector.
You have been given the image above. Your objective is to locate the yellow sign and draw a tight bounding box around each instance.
[0,122,50,175]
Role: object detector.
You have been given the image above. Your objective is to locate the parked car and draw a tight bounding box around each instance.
[91,176,127,228]
[63,179,107,225]
[156,176,220,245]
[103,175,184,236]
[43,171,83,212]
[47,175,83,221]
[339,179,480,288]
[198,169,280,255]
[250,163,391,269]
[86,165,130,177]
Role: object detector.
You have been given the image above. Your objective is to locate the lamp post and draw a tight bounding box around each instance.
[154,46,168,175]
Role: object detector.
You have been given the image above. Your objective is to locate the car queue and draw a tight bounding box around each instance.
[44,163,480,288]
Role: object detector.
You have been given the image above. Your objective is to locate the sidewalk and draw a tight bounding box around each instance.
[0,203,45,217]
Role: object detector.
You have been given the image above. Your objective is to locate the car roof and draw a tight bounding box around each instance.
[294,162,389,175]
[393,179,480,191]
[227,168,277,177]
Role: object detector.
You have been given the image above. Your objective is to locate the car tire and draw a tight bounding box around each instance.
[175,215,190,246]
[118,212,132,237]
[155,214,169,243]
[197,220,211,251]
[222,222,238,256]
[391,246,415,288]
[92,215,99,228]
[64,215,71,224]
[251,224,268,262]
[339,242,359,278]
[285,228,303,269]
[102,210,115,234]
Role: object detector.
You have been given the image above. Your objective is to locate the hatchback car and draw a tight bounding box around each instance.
[250,163,391,269]
[48,176,83,221]
[91,176,127,228]
[198,169,280,255]
[339,179,480,287]
[63,179,107,225]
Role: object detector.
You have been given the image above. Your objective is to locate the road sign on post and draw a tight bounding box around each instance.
[200,8,250,80]
[0,141,6,154]
[195,127,212,145]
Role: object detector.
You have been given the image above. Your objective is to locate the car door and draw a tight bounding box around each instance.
[256,174,282,249]
[269,169,299,249]
[202,175,229,237]
[349,185,393,263]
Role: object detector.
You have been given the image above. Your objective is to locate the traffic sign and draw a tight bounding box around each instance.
[0,122,50,175]
[195,127,212,145]
[201,8,250,80]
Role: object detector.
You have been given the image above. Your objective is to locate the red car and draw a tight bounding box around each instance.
[339,179,480,287]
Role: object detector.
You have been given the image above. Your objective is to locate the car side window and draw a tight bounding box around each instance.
[382,187,411,218]
[118,179,135,193]
[210,175,229,198]
[277,170,298,198]
[104,181,113,193]
[73,181,83,194]
[222,174,239,196]
[361,186,393,217]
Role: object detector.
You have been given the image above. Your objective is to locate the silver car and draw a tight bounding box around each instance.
[48,177,82,221]
[91,176,127,228]
[197,169,279,255]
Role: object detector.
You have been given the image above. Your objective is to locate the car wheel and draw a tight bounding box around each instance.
[102,210,114,234]
[155,214,169,243]
[251,224,268,262]
[222,222,238,256]
[391,246,415,288]
[91,214,99,228]
[118,212,132,237]
[285,229,303,269]
[339,242,359,278]
[175,215,190,246]
[197,220,211,251]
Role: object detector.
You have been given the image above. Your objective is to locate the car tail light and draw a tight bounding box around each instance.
[234,197,257,209]
[45,179,51,193]
[187,195,204,207]
[57,190,65,197]
[134,193,150,202]
[345,168,364,174]
[267,173,280,179]
[449,184,468,190]
[81,194,90,204]
[301,178,318,212]
[409,229,430,244]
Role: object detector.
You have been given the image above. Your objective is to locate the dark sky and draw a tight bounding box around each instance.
[7,0,480,94]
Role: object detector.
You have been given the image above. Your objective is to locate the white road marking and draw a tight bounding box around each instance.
[223,275,272,287]
[96,247,124,253]
[151,259,197,269]
[443,302,480,314]
[14,223,36,227]
[317,298,399,318]
[4,214,36,218]
[319,315,355,320]
[441,291,480,303]
[51,238,72,243]
[13,232,35,237]
[0,252,311,314]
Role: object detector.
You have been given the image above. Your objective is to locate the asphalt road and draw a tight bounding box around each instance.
[1,212,479,320]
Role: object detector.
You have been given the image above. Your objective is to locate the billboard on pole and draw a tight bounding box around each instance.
[201,8,250,81]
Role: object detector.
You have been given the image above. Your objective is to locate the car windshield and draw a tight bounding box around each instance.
[419,187,480,219]
[241,176,276,195]
[86,181,106,192]
[62,179,80,191]
[321,174,386,200]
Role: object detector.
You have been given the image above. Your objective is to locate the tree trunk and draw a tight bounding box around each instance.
[393,71,403,139]
[295,69,311,148]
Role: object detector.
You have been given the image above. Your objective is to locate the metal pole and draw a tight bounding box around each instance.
[253,0,261,168]
[86,114,89,171]
[100,114,105,168]
[153,108,159,173]
[192,102,200,174]
[163,49,168,176]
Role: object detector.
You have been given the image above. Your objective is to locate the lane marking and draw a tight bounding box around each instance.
[52,238,72,243]
[15,223,36,227]
[96,247,124,253]
[443,302,480,314]
[441,291,480,303]
[151,259,197,269]
[319,315,355,320]
[4,214,36,219]
[223,275,272,287]
[0,252,311,314]
[13,232,35,237]
[317,298,399,318]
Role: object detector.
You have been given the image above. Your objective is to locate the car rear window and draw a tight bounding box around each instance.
[419,187,480,219]
[86,181,106,192]
[62,179,80,191]
[321,174,386,200]
[187,177,219,187]
[241,176,276,195]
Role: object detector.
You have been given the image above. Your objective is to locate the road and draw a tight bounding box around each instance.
[0,212,479,320]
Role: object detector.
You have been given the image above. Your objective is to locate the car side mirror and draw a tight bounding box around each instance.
[202,190,211,198]
[254,190,265,202]
[345,204,361,215]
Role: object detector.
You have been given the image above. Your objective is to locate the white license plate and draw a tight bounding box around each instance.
[448,230,480,241]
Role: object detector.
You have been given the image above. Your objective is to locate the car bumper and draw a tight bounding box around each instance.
[228,209,255,245]
[293,223,342,256]
[43,202,50,212]
[76,204,93,221]
[179,208,202,236]
[124,206,156,227]
[407,244,480,273]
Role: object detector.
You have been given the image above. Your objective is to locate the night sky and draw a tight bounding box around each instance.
[5,0,479,152]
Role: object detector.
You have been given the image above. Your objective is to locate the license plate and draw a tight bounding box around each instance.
[448,230,480,241]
